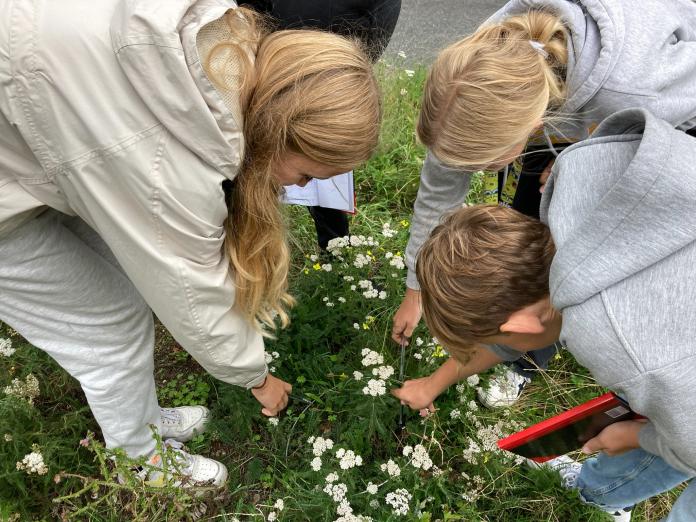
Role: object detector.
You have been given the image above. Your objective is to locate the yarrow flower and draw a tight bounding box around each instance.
[466,374,480,386]
[385,489,412,516]
[268,417,279,426]
[352,371,363,381]
[274,499,285,511]
[325,472,339,483]
[380,459,401,477]
[0,338,15,357]
[388,255,405,270]
[366,482,379,495]
[3,374,40,405]
[311,456,322,471]
[309,436,334,457]
[16,445,48,475]
[450,409,461,420]
[371,365,394,380]
[323,482,348,502]
[360,349,383,367]
[362,379,386,397]
[321,263,333,272]
[381,223,396,238]
[409,444,433,470]
[336,448,363,469]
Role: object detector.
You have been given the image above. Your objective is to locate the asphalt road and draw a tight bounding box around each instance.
[386,0,508,63]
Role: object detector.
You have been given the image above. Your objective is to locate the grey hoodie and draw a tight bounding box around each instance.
[540,108,696,475]
[404,0,696,289]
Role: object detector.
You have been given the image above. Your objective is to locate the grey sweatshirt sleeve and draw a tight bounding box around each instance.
[405,151,473,289]
[624,358,696,475]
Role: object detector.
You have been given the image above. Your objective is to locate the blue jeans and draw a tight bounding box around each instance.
[577,449,695,521]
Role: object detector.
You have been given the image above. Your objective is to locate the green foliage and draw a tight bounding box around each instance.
[158,373,211,408]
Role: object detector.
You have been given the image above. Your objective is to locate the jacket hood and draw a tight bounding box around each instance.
[110,0,243,180]
[487,0,625,117]
[540,108,696,309]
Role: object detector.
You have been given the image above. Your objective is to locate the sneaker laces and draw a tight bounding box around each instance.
[163,439,194,474]
[160,408,182,427]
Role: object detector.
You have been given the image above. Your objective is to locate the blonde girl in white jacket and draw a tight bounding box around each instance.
[0,0,380,486]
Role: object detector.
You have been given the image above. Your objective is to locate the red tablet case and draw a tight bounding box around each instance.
[497,392,642,463]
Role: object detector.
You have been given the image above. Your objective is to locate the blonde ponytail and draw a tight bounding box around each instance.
[418,10,568,170]
[204,9,381,332]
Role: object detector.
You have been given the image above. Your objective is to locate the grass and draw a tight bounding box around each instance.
[0,61,680,521]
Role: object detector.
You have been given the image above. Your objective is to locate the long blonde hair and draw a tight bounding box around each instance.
[205,8,381,332]
[418,10,568,170]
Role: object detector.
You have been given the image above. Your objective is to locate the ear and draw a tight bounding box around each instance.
[499,309,545,335]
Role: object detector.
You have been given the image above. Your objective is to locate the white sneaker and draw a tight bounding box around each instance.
[477,369,530,408]
[131,439,228,488]
[159,406,209,442]
[528,456,632,521]
[527,455,582,488]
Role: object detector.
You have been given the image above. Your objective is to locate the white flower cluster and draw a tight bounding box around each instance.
[362,379,386,397]
[311,457,322,471]
[409,444,433,470]
[352,371,363,381]
[366,482,378,495]
[321,263,333,272]
[323,296,335,308]
[325,472,339,483]
[16,445,48,475]
[371,365,394,380]
[3,374,40,405]
[0,338,15,357]
[381,223,397,238]
[268,417,279,426]
[450,409,461,420]
[350,235,377,248]
[336,448,362,469]
[388,255,405,270]
[264,351,280,364]
[309,436,334,456]
[323,482,348,502]
[467,374,480,386]
[380,459,401,477]
[360,349,383,367]
[353,254,371,269]
[385,489,412,516]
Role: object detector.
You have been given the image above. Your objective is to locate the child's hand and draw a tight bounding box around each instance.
[581,419,648,456]
[391,288,422,344]
[391,377,437,414]
[251,374,292,416]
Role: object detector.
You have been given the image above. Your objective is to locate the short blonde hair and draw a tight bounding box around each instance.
[416,205,555,362]
[418,10,568,170]
[206,8,382,332]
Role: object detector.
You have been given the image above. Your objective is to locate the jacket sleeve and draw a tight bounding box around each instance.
[617,357,696,475]
[57,127,267,389]
[404,150,473,289]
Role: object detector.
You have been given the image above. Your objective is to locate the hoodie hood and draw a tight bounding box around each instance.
[540,108,696,310]
[110,0,243,180]
[487,0,625,118]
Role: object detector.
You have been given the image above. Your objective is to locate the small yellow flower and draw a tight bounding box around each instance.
[313,263,321,271]
[362,323,370,330]
[400,219,409,228]
[366,315,376,323]
[303,269,309,275]
[433,345,446,358]
[339,372,347,380]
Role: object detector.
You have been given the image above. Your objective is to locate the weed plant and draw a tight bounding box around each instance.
[0,62,679,521]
